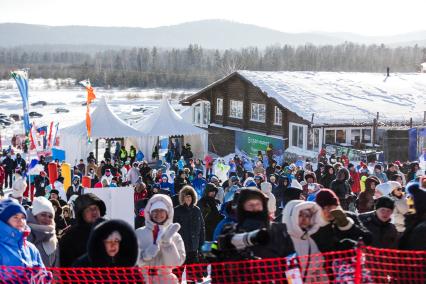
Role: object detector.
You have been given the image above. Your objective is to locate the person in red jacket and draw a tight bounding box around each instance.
[0,165,4,197]
[348,163,361,195]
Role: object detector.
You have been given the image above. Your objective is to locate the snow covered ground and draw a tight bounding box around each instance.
[0,78,195,143]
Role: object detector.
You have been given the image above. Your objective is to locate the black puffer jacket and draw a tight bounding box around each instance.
[330,168,352,210]
[59,193,106,267]
[173,186,205,253]
[399,213,426,250]
[399,182,426,250]
[197,184,223,241]
[312,211,372,252]
[321,165,336,188]
[34,176,50,197]
[359,211,398,249]
[73,219,138,267]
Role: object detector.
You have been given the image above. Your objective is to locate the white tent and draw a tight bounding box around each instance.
[60,97,142,164]
[131,97,208,161]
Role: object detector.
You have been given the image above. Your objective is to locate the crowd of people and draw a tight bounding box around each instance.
[0,143,425,282]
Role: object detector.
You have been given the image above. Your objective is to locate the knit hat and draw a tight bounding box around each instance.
[376,181,401,196]
[149,200,168,213]
[315,189,340,208]
[406,182,426,215]
[0,198,27,223]
[32,196,55,216]
[210,175,220,183]
[375,196,395,210]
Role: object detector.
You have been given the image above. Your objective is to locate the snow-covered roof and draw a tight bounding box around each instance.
[61,97,142,138]
[134,96,207,137]
[188,71,426,125]
[236,70,426,124]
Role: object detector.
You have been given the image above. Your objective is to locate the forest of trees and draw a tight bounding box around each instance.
[0,42,425,89]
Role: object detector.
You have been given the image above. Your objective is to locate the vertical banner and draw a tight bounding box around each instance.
[79,79,96,143]
[10,69,30,135]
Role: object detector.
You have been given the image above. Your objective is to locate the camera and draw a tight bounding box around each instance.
[218,228,270,251]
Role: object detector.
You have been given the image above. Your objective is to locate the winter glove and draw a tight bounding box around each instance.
[330,208,349,227]
[144,244,160,261]
[160,223,181,245]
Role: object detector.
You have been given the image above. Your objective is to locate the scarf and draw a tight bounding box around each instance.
[28,222,58,256]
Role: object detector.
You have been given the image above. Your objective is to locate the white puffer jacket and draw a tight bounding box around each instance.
[392,195,409,233]
[136,194,186,284]
[260,182,276,215]
[282,201,328,283]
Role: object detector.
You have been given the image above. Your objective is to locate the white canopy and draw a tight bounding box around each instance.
[130,97,208,161]
[134,97,206,136]
[60,97,143,164]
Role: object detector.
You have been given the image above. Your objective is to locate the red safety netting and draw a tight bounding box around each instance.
[1,247,426,283]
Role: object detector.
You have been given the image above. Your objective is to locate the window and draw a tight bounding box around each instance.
[325,129,346,144]
[203,102,210,125]
[325,130,335,144]
[192,101,210,127]
[351,129,361,144]
[336,130,346,144]
[250,103,266,122]
[313,128,320,151]
[193,104,201,125]
[274,106,282,125]
[230,100,243,119]
[362,129,372,143]
[216,98,223,115]
[290,123,307,149]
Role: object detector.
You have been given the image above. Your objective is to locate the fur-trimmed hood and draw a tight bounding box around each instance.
[179,186,198,206]
[74,193,106,225]
[282,200,326,239]
[87,219,138,267]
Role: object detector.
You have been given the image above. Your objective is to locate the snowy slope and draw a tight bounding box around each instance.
[237,71,426,124]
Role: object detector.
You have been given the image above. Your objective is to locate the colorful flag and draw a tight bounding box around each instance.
[79,79,96,143]
[10,69,30,135]
[29,123,37,150]
[47,121,54,148]
[51,122,59,147]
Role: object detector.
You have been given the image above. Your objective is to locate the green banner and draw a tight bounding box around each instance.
[235,131,284,158]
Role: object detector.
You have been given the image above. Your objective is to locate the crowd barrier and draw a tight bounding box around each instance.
[1,246,426,283]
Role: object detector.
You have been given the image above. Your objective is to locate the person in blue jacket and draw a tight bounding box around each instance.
[160,174,174,195]
[192,170,207,198]
[0,198,47,281]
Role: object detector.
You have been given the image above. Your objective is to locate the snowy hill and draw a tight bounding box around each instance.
[2,21,426,50]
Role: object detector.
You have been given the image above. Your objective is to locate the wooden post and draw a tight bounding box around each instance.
[410,117,413,129]
[373,118,377,145]
[95,139,99,162]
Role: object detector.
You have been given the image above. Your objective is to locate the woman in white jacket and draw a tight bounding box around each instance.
[136,194,186,284]
[282,200,328,283]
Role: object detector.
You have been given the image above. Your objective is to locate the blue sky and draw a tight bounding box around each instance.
[1,0,425,36]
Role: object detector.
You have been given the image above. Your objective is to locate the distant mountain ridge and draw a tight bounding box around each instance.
[0,20,425,50]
